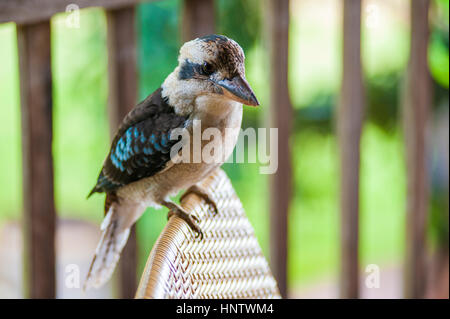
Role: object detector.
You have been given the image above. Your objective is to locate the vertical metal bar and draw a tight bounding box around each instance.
[17,21,56,299]
[182,0,215,42]
[106,6,138,299]
[338,0,364,299]
[403,0,431,299]
[267,0,292,298]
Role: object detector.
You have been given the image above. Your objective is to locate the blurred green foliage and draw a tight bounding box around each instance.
[0,0,448,290]
[216,0,261,52]
[429,0,449,88]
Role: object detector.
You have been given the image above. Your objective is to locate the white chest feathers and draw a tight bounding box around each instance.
[191,95,243,162]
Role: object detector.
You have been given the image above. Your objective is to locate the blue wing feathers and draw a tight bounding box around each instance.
[89,88,188,196]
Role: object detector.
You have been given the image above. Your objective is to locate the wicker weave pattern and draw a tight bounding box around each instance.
[136,169,280,299]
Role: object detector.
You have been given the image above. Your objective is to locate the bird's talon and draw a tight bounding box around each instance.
[191,214,200,223]
[187,220,203,240]
[164,201,204,240]
[195,230,204,240]
[181,185,219,215]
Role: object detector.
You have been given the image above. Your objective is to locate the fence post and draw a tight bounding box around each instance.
[181,0,215,42]
[403,0,431,299]
[106,6,138,299]
[267,0,292,298]
[17,21,56,299]
[338,0,364,299]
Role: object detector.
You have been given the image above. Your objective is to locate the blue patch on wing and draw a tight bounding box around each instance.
[90,87,189,195]
[143,146,153,155]
[108,125,174,174]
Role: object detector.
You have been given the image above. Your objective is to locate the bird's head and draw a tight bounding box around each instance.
[164,35,259,110]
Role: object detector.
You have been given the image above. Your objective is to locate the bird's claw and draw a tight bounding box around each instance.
[167,207,204,240]
[181,185,219,215]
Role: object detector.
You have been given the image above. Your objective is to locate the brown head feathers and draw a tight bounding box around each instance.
[178,34,245,80]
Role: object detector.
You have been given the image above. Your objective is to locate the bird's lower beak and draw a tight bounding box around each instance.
[217,75,259,106]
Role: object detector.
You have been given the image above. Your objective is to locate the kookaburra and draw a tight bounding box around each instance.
[84,35,259,289]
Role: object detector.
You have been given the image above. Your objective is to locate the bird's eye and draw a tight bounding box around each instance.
[202,62,214,75]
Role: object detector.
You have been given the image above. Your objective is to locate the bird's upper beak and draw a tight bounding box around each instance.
[217,75,259,106]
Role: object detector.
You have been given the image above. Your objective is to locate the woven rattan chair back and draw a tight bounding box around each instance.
[135,169,280,299]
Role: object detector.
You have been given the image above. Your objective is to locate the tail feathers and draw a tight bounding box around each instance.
[84,208,130,290]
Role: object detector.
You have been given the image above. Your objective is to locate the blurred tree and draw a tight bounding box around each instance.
[216,0,262,53]
[429,0,449,89]
[365,72,401,132]
[137,1,180,100]
[428,0,449,253]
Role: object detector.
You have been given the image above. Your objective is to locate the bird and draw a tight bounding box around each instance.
[84,34,259,290]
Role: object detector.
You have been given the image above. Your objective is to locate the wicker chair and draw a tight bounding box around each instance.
[135,169,280,299]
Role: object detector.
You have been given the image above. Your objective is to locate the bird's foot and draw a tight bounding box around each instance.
[180,185,218,215]
[164,200,203,240]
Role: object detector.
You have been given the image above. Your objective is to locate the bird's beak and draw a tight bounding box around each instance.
[217,75,259,106]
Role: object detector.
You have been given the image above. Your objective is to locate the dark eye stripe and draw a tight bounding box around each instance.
[179,59,218,80]
[178,59,203,80]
